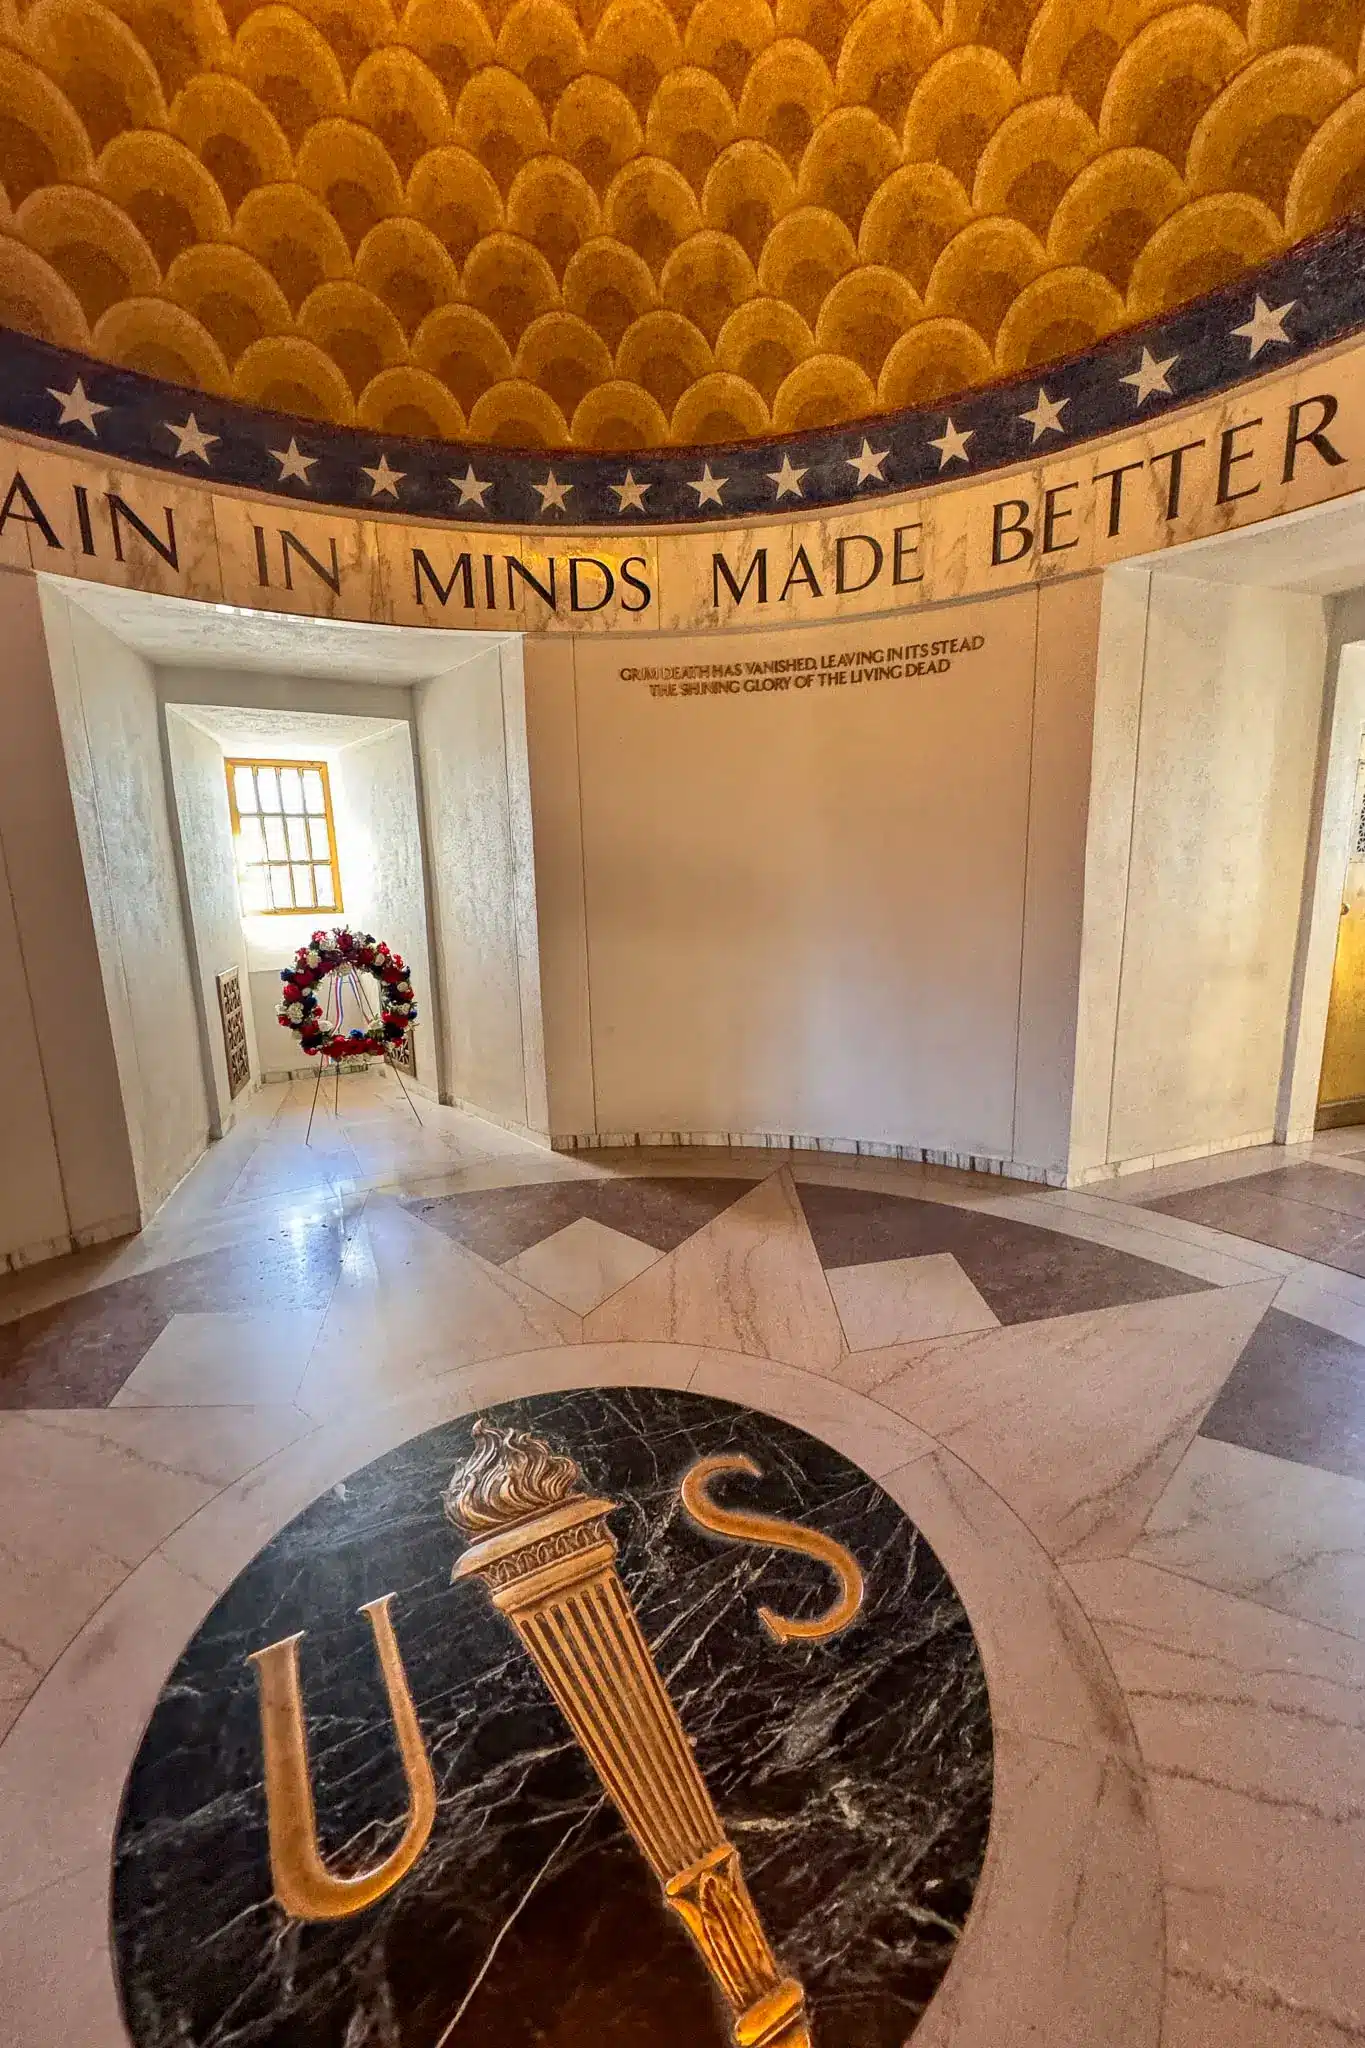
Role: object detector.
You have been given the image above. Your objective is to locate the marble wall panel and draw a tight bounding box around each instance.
[1068,568,1152,1181]
[1106,578,1328,1166]
[40,591,212,1215]
[417,644,547,1131]
[0,572,139,1260]
[521,637,596,1138]
[568,597,1039,1157]
[1013,577,1104,1176]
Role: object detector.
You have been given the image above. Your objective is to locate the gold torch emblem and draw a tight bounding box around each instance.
[247,1418,871,2042]
[445,1420,813,2048]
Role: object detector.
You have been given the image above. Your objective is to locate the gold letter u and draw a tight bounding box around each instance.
[247,1592,437,1921]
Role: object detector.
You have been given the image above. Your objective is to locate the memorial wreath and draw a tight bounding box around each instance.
[277,926,417,1061]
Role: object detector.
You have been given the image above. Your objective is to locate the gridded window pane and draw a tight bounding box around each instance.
[228,759,341,917]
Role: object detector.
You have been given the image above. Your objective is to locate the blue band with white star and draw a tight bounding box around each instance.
[8,225,1350,530]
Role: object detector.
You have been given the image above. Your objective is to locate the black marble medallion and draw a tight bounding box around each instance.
[112,1389,993,2047]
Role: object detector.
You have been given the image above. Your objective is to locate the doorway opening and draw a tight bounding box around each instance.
[164,699,432,1103]
[32,573,547,1233]
[1317,745,1365,1129]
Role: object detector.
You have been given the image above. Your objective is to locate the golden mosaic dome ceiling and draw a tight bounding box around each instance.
[2,0,1365,451]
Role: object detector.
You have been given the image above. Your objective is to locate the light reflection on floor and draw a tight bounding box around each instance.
[0,1070,1362,2048]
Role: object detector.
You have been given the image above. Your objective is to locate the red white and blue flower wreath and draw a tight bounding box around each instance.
[277,927,417,1061]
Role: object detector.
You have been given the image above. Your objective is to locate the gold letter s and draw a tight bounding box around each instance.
[247,1593,437,1920]
[679,1455,865,1644]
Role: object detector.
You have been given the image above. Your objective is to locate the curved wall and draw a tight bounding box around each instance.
[523,584,1100,1175]
[0,302,1355,1235]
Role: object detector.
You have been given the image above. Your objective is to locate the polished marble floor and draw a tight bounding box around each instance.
[116,1388,992,2048]
[1,1073,1363,2047]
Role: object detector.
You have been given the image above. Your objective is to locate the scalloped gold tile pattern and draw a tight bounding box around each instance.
[2,0,1365,449]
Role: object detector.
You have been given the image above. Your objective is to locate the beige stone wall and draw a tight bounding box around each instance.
[163,708,260,1131]
[0,571,140,1267]
[524,580,1102,1179]
[1070,567,1330,1180]
[334,723,436,1095]
[37,586,211,1220]
[0,824,67,1264]
[417,639,548,1135]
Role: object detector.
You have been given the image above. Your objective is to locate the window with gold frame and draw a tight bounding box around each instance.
[226,759,343,916]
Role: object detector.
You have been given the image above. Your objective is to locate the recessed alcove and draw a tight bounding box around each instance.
[4,478,1365,1271]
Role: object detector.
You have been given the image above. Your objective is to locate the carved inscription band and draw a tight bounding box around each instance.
[3,335,1364,633]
